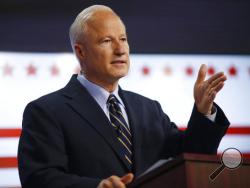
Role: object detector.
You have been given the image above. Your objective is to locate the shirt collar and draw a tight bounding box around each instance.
[77,74,125,108]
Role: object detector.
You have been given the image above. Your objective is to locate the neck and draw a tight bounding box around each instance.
[83,74,118,93]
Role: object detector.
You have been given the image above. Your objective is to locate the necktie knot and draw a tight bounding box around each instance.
[107,94,117,104]
[107,94,121,113]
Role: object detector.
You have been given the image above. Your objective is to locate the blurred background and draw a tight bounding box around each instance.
[0,0,250,187]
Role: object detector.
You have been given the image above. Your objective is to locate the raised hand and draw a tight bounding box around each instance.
[194,64,227,115]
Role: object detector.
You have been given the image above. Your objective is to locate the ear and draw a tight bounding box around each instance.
[74,43,85,62]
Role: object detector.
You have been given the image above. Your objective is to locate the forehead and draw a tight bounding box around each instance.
[85,11,126,37]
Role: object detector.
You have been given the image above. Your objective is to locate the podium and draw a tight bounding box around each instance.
[128,153,250,188]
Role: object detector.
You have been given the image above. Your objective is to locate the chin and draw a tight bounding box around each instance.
[118,71,129,78]
[111,73,128,81]
[113,68,128,76]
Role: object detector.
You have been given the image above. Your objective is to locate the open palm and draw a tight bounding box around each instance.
[194,64,227,115]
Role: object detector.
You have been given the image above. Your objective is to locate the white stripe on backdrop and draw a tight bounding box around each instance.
[0,52,250,187]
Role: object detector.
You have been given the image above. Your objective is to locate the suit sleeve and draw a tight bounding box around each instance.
[18,101,101,188]
[155,101,230,157]
[183,103,230,154]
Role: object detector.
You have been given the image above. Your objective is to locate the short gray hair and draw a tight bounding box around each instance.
[69,5,114,51]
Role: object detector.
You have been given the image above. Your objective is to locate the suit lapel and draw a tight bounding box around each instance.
[62,75,131,171]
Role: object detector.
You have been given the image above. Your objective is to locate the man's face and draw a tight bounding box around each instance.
[78,11,130,86]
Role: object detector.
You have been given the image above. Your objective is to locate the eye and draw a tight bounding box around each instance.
[102,38,111,43]
[120,37,127,42]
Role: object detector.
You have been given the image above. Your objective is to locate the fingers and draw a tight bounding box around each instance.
[206,73,226,94]
[207,72,226,85]
[196,64,207,84]
[97,173,134,188]
[212,81,225,93]
[207,80,224,96]
[206,82,224,106]
[209,74,226,89]
[98,176,124,188]
[121,173,134,184]
[108,176,126,188]
[100,179,113,188]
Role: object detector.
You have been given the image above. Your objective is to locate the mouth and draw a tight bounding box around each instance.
[111,60,126,64]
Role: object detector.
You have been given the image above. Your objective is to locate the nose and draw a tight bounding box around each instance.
[114,41,126,56]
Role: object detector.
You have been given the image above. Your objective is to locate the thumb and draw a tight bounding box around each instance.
[120,173,134,184]
[196,64,207,84]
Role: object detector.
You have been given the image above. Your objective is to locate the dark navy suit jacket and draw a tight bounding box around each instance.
[18,75,230,188]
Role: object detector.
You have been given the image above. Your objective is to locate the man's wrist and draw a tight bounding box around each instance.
[205,106,217,122]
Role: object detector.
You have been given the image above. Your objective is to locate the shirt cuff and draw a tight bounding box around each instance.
[205,106,217,122]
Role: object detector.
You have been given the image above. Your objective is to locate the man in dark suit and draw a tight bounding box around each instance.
[18,5,230,188]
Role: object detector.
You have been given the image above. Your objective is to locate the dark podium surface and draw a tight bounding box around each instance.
[128,153,250,188]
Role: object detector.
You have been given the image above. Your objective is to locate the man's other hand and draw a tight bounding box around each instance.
[97,173,134,188]
[194,64,227,115]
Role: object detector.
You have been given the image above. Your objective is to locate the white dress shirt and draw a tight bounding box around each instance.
[77,74,130,126]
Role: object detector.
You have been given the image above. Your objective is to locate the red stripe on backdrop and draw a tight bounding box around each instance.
[0,154,250,168]
[0,129,21,137]
[0,127,250,137]
[226,127,250,134]
[179,126,250,135]
[0,157,17,168]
